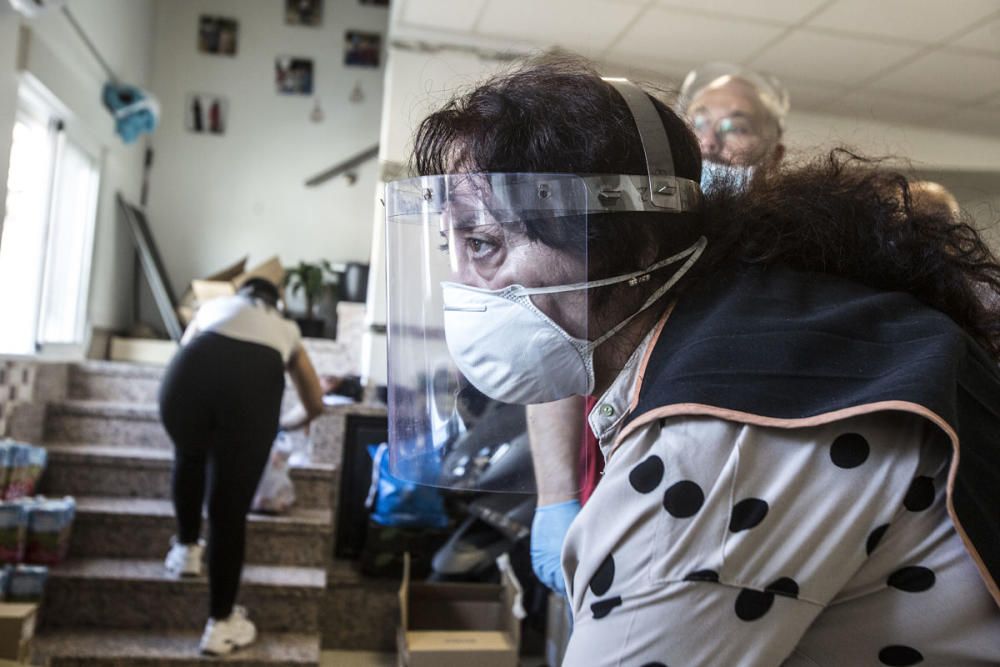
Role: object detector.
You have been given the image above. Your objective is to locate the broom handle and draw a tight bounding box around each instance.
[61,6,119,84]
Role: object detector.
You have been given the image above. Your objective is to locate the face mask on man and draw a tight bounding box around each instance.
[701,161,754,193]
[440,237,707,404]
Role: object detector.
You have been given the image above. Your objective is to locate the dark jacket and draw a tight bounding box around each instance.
[619,264,1000,607]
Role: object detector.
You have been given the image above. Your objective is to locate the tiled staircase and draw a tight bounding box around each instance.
[31,362,333,666]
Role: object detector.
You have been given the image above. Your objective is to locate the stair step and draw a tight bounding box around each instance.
[41,443,336,510]
[68,497,332,567]
[45,400,170,450]
[34,629,319,666]
[320,561,399,652]
[69,362,165,403]
[68,363,300,413]
[43,559,325,633]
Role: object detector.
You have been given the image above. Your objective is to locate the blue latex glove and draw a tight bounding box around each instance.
[530,499,581,596]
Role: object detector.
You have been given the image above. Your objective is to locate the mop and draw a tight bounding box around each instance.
[8,0,160,144]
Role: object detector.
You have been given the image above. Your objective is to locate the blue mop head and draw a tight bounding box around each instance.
[101,82,160,144]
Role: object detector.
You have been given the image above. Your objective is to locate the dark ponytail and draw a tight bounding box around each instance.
[238,277,281,309]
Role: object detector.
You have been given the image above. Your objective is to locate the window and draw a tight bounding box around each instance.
[0,76,101,355]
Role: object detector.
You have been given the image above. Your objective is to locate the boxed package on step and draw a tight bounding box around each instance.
[6,566,48,604]
[0,602,36,663]
[24,497,75,566]
[0,505,28,564]
[0,443,47,501]
[397,553,524,667]
[0,496,76,567]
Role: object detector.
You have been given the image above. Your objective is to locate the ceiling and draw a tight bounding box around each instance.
[391,0,1000,138]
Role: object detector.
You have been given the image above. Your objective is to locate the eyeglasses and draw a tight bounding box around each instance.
[689,112,767,150]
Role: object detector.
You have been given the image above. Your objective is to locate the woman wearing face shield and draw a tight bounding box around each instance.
[527,63,792,601]
[388,55,1000,665]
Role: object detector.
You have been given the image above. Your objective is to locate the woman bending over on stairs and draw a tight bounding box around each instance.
[158,277,325,656]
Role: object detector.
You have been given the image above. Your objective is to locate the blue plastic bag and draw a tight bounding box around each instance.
[365,443,448,528]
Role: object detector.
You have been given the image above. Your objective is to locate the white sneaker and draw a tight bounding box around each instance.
[200,606,257,656]
[164,537,204,577]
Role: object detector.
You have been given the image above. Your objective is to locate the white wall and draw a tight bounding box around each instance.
[786,110,1000,172]
[145,0,389,299]
[361,44,509,383]
[0,0,156,336]
[0,5,20,235]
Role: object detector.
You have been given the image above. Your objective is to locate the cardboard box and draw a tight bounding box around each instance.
[176,256,247,326]
[397,554,522,667]
[183,256,285,321]
[175,255,289,328]
[108,337,178,366]
[0,603,35,662]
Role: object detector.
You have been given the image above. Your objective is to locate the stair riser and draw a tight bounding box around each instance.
[42,581,320,632]
[320,582,399,651]
[69,374,162,403]
[40,461,334,510]
[45,656,318,667]
[34,632,320,667]
[45,415,173,449]
[69,516,330,568]
[68,373,298,411]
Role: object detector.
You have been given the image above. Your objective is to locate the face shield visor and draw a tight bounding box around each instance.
[384,79,703,492]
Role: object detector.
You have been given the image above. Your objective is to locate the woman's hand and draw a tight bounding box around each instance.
[283,347,325,430]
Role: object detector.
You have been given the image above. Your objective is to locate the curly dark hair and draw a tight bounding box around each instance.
[412,54,1000,360]
[701,151,1000,358]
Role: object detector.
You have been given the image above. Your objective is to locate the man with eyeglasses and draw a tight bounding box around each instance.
[680,63,789,179]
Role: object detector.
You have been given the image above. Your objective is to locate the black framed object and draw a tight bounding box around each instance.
[334,413,388,559]
[117,194,184,341]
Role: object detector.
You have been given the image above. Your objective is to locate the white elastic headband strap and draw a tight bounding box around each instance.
[518,236,707,297]
[591,236,707,348]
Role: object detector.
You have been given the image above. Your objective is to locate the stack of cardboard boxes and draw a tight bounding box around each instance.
[397,554,523,667]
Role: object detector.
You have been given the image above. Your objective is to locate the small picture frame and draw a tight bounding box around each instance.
[275,57,315,95]
[198,15,238,56]
[185,94,228,135]
[285,0,323,26]
[344,31,381,68]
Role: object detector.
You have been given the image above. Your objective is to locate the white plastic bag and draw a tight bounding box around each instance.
[251,433,295,514]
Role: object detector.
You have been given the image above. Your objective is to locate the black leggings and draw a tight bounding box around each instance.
[159,332,285,620]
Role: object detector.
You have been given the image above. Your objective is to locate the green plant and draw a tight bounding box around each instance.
[284,260,338,319]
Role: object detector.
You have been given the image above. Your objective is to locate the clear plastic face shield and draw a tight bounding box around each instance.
[384,79,702,492]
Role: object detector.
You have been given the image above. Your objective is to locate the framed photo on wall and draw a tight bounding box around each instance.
[344,31,381,68]
[276,57,315,95]
[286,0,323,26]
[198,15,238,56]
[185,94,228,135]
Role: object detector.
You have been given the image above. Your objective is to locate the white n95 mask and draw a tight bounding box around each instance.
[441,237,707,404]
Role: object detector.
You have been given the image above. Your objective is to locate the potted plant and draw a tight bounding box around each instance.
[284,261,339,338]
